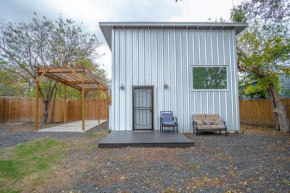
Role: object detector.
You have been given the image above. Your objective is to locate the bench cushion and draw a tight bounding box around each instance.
[197,125,211,130]
[211,125,226,129]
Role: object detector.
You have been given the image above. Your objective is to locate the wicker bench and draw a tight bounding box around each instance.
[192,114,227,136]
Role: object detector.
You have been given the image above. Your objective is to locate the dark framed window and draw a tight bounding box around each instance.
[192,66,227,90]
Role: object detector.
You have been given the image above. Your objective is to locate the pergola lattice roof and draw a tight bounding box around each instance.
[35,65,108,92]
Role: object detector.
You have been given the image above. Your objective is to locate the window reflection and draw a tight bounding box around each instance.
[193,67,227,89]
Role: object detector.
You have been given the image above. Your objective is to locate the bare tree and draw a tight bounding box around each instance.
[0,14,102,123]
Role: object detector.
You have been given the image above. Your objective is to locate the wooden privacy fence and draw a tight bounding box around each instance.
[2,97,289,127]
[239,99,290,128]
[0,97,109,123]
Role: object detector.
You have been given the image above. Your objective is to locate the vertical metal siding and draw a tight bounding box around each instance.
[163,30,169,111]
[232,30,240,130]
[145,30,151,85]
[119,30,126,130]
[151,30,158,129]
[110,29,115,130]
[157,29,164,124]
[175,30,182,129]
[114,29,120,130]
[112,29,240,131]
[125,29,133,130]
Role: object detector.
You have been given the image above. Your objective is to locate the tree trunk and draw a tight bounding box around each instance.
[42,99,50,124]
[49,87,58,123]
[267,85,289,132]
[42,82,58,124]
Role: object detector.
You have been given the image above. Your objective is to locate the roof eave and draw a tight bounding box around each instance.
[99,22,248,50]
[100,25,113,50]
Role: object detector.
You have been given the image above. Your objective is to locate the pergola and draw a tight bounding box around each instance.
[34,65,109,131]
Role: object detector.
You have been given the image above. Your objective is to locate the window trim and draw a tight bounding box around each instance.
[190,65,229,92]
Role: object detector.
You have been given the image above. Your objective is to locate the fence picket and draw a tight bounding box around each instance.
[239,99,290,127]
[0,97,110,123]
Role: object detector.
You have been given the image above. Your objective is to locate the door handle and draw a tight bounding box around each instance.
[150,106,152,112]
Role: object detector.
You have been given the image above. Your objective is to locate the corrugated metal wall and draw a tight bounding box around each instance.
[111,29,240,132]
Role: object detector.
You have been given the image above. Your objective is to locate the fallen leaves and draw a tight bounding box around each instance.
[188,165,201,170]
[2,123,288,192]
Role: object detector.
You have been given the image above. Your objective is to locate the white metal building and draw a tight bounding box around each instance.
[100,22,248,132]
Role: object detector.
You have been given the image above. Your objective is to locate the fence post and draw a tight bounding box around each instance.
[81,81,85,131]
[0,98,4,123]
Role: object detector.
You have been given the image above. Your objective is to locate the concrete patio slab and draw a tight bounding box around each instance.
[38,120,106,133]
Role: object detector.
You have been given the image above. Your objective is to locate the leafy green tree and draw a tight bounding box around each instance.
[0,67,27,96]
[0,14,104,123]
[239,80,268,99]
[232,0,290,132]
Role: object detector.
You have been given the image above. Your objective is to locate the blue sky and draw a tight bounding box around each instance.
[0,0,241,78]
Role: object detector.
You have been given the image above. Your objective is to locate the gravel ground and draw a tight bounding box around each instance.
[0,121,108,148]
[1,123,289,192]
[37,124,290,193]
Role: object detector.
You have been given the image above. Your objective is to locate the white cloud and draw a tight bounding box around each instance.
[0,0,242,79]
[170,0,241,22]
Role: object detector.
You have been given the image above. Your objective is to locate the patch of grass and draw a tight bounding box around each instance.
[0,188,20,193]
[90,144,99,150]
[88,131,109,138]
[88,132,99,137]
[0,139,68,192]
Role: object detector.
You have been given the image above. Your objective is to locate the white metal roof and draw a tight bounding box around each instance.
[99,22,248,50]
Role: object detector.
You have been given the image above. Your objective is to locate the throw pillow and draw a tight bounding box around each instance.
[211,118,223,125]
[203,118,212,125]
[195,120,204,126]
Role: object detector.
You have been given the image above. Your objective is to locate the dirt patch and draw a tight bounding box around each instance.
[241,124,290,136]
[0,122,63,134]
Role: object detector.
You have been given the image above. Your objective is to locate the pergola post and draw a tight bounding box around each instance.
[35,71,39,131]
[81,81,85,131]
[64,85,67,123]
[79,91,82,120]
[97,84,100,124]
